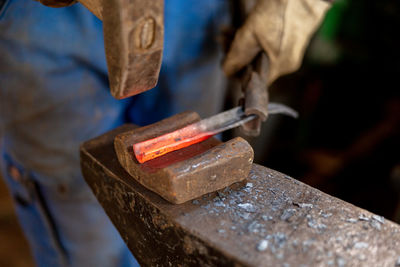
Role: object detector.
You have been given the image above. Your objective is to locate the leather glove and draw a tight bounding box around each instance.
[224,0,331,84]
[35,0,76,8]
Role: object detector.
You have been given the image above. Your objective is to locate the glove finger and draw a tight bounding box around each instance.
[223,25,262,76]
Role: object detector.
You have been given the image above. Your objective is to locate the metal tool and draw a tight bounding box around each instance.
[227,0,271,136]
[240,52,270,136]
[78,0,164,99]
[133,103,298,163]
[113,112,254,204]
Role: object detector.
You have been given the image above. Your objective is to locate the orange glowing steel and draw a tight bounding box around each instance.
[132,104,297,163]
[133,124,213,163]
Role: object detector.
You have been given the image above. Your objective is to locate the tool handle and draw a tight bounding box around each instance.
[78,0,103,20]
[240,53,270,136]
[243,52,269,118]
[251,52,269,83]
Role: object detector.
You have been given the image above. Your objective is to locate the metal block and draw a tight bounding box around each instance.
[114,112,253,204]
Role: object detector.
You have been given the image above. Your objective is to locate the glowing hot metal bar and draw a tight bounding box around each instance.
[133,104,298,163]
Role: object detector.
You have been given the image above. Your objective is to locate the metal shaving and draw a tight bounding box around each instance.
[257,240,268,251]
[358,214,369,221]
[336,257,346,267]
[320,212,332,218]
[281,208,296,221]
[370,220,382,231]
[265,232,287,253]
[238,203,257,213]
[353,242,369,249]
[307,215,327,231]
[295,203,314,209]
[262,215,273,221]
[395,256,400,267]
[372,215,385,224]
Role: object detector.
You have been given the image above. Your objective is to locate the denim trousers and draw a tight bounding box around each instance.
[0,0,230,266]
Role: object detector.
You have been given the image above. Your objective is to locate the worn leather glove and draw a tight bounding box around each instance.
[224,0,331,84]
[35,0,76,8]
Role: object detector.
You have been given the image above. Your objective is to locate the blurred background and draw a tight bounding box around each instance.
[1,0,399,266]
[240,0,400,223]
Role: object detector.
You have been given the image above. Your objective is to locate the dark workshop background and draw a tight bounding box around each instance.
[242,0,400,223]
[1,0,399,266]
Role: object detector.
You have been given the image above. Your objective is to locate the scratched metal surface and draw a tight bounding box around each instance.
[81,125,400,267]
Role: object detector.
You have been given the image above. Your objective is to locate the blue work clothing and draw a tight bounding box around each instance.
[0,0,230,266]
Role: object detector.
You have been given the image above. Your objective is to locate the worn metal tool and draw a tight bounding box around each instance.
[78,0,164,99]
[240,52,270,136]
[226,0,272,136]
[133,103,297,163]
[114,112,254,204]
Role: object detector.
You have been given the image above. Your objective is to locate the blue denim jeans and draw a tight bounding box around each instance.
[0,0,230,266]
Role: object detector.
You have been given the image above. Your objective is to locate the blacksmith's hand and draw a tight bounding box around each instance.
[223,0,331,85]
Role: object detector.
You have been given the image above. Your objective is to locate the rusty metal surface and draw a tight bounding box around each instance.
[78,0,164,99]
[81,126,400,267]
[114,117,253,204]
